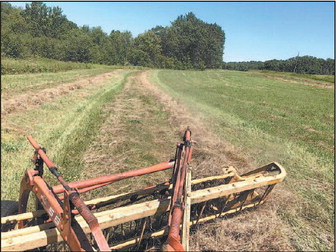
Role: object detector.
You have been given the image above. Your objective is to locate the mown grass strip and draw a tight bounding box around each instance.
[1,67,115,95]
[49,71,133,182]
[80,72,177,199]
[1,70,133,199]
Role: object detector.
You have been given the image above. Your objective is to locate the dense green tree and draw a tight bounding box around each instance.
[109,30,133,65]
[22,2,77,38]
[149,12,225,69]
[60,30,93,62]
[130,31,162,67]
[1,2,29,57]
[323,59,335,75]
[167,12,225,69]
[83,26,111,64]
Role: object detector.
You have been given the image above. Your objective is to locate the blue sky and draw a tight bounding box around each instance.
[11,2,334,62]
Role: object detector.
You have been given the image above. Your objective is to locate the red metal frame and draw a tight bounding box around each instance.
[18,135,177,251]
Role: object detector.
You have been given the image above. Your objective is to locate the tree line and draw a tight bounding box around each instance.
[1,2,225,70]
[223,56,334,75]
[2,2,333,74]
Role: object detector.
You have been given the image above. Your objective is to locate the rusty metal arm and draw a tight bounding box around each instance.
[26,136,110,251]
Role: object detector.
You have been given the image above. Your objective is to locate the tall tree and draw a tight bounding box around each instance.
[154,12,225,69]
[130,31,162,67]
[22,2,76,38]
[60,29,93,62]
[109,30,133,65]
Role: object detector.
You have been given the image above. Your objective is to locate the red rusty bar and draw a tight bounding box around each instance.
[52,160,174,194]
[69,191,110,251]
[58,180,171,201]
[168,150,182,226]
[166,128,192,251]
[27,136,57,169]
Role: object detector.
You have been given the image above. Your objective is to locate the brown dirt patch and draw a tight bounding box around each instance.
[1,69,126,116]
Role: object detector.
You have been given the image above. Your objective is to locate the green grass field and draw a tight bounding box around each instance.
[151,69,334,251]
[1,63,334,251]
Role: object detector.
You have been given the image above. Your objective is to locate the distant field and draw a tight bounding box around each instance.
[253,69,334,84]
[152,69,334,250]
[2,68,117,96]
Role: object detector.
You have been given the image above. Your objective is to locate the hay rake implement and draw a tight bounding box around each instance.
[1,128,286,251]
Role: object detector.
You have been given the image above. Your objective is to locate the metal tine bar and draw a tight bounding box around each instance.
[195,202,207,225]
[145,240,148,251]
[105,229,111,245]
[110,226,117,244]
[137,218,147,250]
[218,196,229,217]
[148,216,153,232]
[220,193,239,214]
[258,185,275,205]
[158,214,164,230]
[261,184,275,202]
[121,223,125,237]
[238,189,254,211]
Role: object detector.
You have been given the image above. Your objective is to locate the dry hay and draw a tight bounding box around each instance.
[81,73,176,199]
[1,69,125,116]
